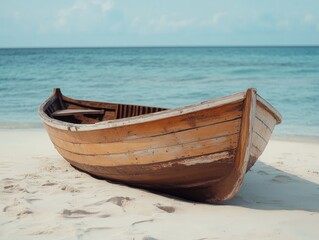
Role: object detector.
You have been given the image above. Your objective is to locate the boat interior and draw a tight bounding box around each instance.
[44,89,167,124]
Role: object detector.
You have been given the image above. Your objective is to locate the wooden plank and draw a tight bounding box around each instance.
[119,104,124,118]
[52,109,105,117]
[44,95,58,109]
[102,111,116,121]
[54,133,239,166]
[252,132,268,154]
[132,106,136,116]
[63,93,168,115]
[128,105,132,118]
[45,101,243,144]
[67,151,235,188]
[257,95,282,124]
[62,95,118,110]
[253,117,273,143]
[250,108,277,160]
[256,102,277,129]
[49,118,241,155]
[251,144,262,159]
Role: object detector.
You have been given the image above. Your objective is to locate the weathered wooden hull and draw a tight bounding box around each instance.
[39,88,281,203]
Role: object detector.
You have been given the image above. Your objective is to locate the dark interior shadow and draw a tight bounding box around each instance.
[226,161,319,212]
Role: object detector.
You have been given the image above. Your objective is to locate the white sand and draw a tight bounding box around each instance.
[0,129,318,240]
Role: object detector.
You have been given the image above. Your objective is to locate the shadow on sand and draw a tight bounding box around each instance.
[72,161,319,212]
[227,161,319,212]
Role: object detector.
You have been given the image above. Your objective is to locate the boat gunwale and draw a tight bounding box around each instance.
[39,89,281,132]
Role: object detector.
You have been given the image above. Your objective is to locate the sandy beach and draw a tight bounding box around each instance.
[0,129,318,240]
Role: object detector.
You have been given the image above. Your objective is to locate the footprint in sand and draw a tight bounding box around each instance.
[257,170,269,175]
[3,184,14,190]
[24,173,40,180]
[62,209,98,218]
[60,185,79,193]
[3,184,31,193]
[25,198,41,204]
[106,196,133,207]
[42,165,61,172]
[143,236,159,240]
[31,229,55,235]
[4,204,33,217]
[84,197,132,208]
[272,175,292,183]
[2,177,16,184]
[17,209,33,216]
[155,204,175,213]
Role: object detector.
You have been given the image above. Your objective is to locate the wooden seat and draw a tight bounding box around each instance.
[52,109,105,117]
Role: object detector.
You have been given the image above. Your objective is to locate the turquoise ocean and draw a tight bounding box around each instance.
[0,47,318,138]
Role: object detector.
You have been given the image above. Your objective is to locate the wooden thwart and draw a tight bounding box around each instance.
[52,109,105,117]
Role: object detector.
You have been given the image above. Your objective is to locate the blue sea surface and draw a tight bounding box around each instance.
[0,47,318,138]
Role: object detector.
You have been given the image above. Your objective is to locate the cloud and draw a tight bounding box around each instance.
[147,15,195,33]
[55,0,113,30]
[201,12,226,26]
[91,0,112,13]
[55,1,87,30]
[304,14,314,24]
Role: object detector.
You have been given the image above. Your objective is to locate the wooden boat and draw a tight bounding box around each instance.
[39,88,281,203]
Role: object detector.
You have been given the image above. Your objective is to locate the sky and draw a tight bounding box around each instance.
[0,0,319,47]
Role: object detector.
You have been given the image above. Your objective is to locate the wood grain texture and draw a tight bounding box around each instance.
[45,101,243,144]
[39,88,282,203]
[39,89,246,131]
[257,95,282,124]
[246,102,279,171]
[48,118,241,155]
[206,88,257,202]
[53,133,239,166]
[67,150,235,188]
[256,101,277,129]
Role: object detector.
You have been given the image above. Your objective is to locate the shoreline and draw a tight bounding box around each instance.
[0,129,318,239]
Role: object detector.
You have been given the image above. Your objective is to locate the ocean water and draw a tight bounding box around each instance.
[0,47,318,138]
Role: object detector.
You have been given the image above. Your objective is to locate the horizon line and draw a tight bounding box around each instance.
[0,44,319,49]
